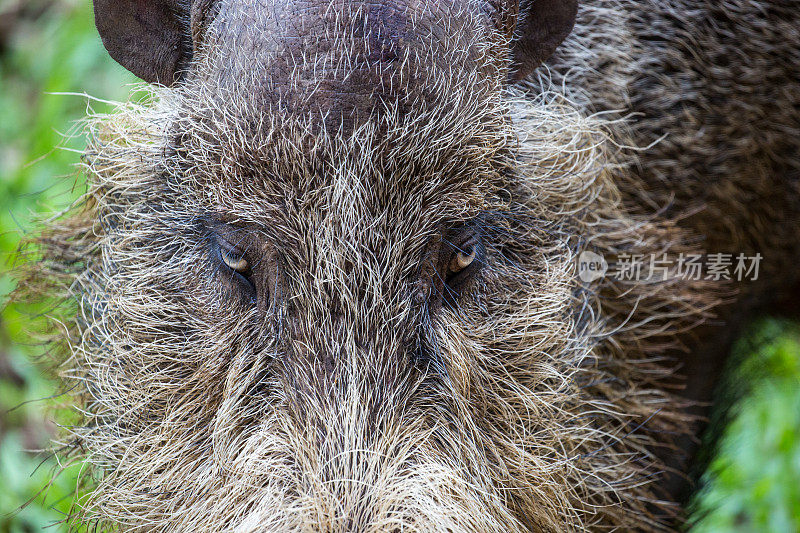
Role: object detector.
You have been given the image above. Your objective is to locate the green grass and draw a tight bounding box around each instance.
[688,320,800,532]
[0,0,133,530]
[0,2,799,532]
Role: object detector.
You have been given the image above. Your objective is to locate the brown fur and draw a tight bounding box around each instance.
[21,0,800,530]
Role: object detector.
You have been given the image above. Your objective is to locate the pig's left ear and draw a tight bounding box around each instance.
[93,0,193,86]
[507,0,578,81]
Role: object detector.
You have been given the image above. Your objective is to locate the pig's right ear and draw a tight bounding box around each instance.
[93,0,193,86]
[508,0,578,81]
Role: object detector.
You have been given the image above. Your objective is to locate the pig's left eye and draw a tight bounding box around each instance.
[444,232,482,293]
[448,242,477,274]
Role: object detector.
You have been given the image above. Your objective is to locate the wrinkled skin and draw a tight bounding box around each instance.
[25,0,800,530]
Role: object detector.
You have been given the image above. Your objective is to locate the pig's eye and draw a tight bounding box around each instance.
[220,247,249,273]
[444,233,482,294]
[215,236,256,302]
[449,243,477,274]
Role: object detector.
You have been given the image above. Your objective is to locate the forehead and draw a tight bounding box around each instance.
[173,106,512,231]
[192,0,502,117]
[171,0,511,229]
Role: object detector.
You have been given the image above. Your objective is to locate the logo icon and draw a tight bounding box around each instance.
[577,251,608,282]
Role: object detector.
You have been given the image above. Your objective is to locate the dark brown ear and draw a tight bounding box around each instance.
[510,0,577,81]
[93,0,193,86]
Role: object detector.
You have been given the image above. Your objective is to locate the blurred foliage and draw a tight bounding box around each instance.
[0,0,133,530]
[0,1,799,532]
[689,320,800,532]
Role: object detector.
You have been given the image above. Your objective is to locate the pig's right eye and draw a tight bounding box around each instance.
[220,247,249,274]
[214,236,257,303]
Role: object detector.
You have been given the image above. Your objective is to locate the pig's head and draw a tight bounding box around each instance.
[34,0,707,529]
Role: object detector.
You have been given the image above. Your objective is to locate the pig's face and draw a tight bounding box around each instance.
[51,0,685,530]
